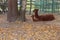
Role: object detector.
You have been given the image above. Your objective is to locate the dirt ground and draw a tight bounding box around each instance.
[0,14,60,40]
[0,14,60,28]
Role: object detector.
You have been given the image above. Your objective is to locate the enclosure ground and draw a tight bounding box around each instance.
[0,14,60,40]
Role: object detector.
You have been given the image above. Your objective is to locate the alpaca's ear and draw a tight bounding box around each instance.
[33,9,36,12]
[33,10,35,12]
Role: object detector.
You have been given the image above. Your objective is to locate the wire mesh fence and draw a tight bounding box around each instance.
[26,0,60,14]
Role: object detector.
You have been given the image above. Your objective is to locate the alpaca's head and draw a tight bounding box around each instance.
[33,9,39,18]
[33,9,38,12]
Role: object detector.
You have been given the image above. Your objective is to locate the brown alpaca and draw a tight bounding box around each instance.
[31,9,55,21]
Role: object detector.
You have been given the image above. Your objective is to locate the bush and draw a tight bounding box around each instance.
[0,3,7,13]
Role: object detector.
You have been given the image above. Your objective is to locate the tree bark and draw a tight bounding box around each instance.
[7,0,18,22]
[20,0,26,22]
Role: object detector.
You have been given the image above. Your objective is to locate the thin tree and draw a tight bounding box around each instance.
[20,0,27,22]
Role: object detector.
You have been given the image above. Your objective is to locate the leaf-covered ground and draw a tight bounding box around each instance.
[0,14,60,40]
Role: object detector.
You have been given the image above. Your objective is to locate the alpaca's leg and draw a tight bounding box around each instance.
[31,15,39,21]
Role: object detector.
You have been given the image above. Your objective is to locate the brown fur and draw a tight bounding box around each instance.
[31,9,55,21]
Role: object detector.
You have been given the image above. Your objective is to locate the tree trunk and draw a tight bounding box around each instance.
[7,0,18,22]
[20,0,27,22]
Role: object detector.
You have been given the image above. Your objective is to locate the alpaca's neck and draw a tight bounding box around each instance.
[35,11,39,18]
